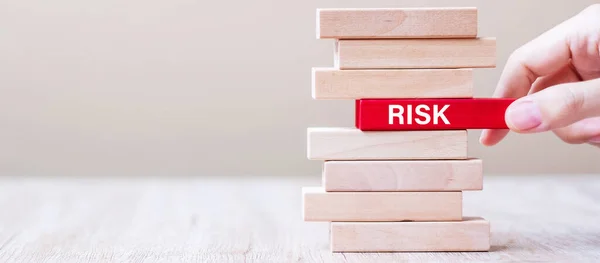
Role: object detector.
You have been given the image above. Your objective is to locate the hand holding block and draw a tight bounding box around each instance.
[312,68,473,99]
[335,38,496,69]
[324,159,483,191]
[302,187,462,222]
[356,98,516,131]
[330,217,490,252]
[307,127,468,160]
[317,7,478,39]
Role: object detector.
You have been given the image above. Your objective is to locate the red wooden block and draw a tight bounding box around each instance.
[356,98,516,131]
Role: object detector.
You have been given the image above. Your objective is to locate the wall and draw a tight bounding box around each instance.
[0,0,598,176]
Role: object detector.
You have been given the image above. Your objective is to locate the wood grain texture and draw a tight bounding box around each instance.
[302,187,462,222]
[317,7,478,39]
[323,159,482,191]
[335,38,496,69]
[307,127,468,160]
[331,217,490,252]
[311,68,473,99]
[1,174,600,261]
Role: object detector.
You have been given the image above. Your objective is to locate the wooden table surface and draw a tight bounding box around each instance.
[1,174,600,262]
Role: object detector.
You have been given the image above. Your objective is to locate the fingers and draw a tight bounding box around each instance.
[480,6,600,146]
[480,13,579,146]
[480,63,581,146]
[528,63,582,95]
[552,117,600,144]
[493,13,576,99]
[505,78,600,133]
[569,4,600,81]
[479,129,509,146]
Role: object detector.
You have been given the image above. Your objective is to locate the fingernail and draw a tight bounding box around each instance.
[589,135,600,143]
[506,100,542,131]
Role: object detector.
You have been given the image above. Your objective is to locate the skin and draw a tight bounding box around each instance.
[480,4,600,147]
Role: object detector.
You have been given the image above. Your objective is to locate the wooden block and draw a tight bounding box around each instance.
[323,159,483,191]
[311,68,473,99]
[317,7,478,39]
[302,187,462,222]
[356,98,516,130]
[335,38,496,69]
[330,217,490,252]
[307,127,468,160]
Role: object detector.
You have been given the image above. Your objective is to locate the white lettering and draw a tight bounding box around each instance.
[389,105,404,124]
[407,104,412,124]
[415,105,430,125]
[387,104,450,125]
[433,105,450,124]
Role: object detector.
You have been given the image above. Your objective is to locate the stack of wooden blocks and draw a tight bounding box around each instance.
[303,7,514,252]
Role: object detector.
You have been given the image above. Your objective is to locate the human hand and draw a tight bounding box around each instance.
[479,4,600,147]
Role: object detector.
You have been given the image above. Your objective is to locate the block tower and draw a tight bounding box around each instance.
[303,7,514,252]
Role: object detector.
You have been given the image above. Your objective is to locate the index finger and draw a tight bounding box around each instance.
[494,17,575,99]
[480,11,580,146]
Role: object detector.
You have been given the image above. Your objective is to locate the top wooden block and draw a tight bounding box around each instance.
[317,7,478,39]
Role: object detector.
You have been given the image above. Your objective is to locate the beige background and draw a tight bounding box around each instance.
[0,0,598,177]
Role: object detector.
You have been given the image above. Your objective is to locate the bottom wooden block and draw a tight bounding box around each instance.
[330,217,490,252]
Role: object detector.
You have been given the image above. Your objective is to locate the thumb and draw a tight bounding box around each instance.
[504,78,600,133]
